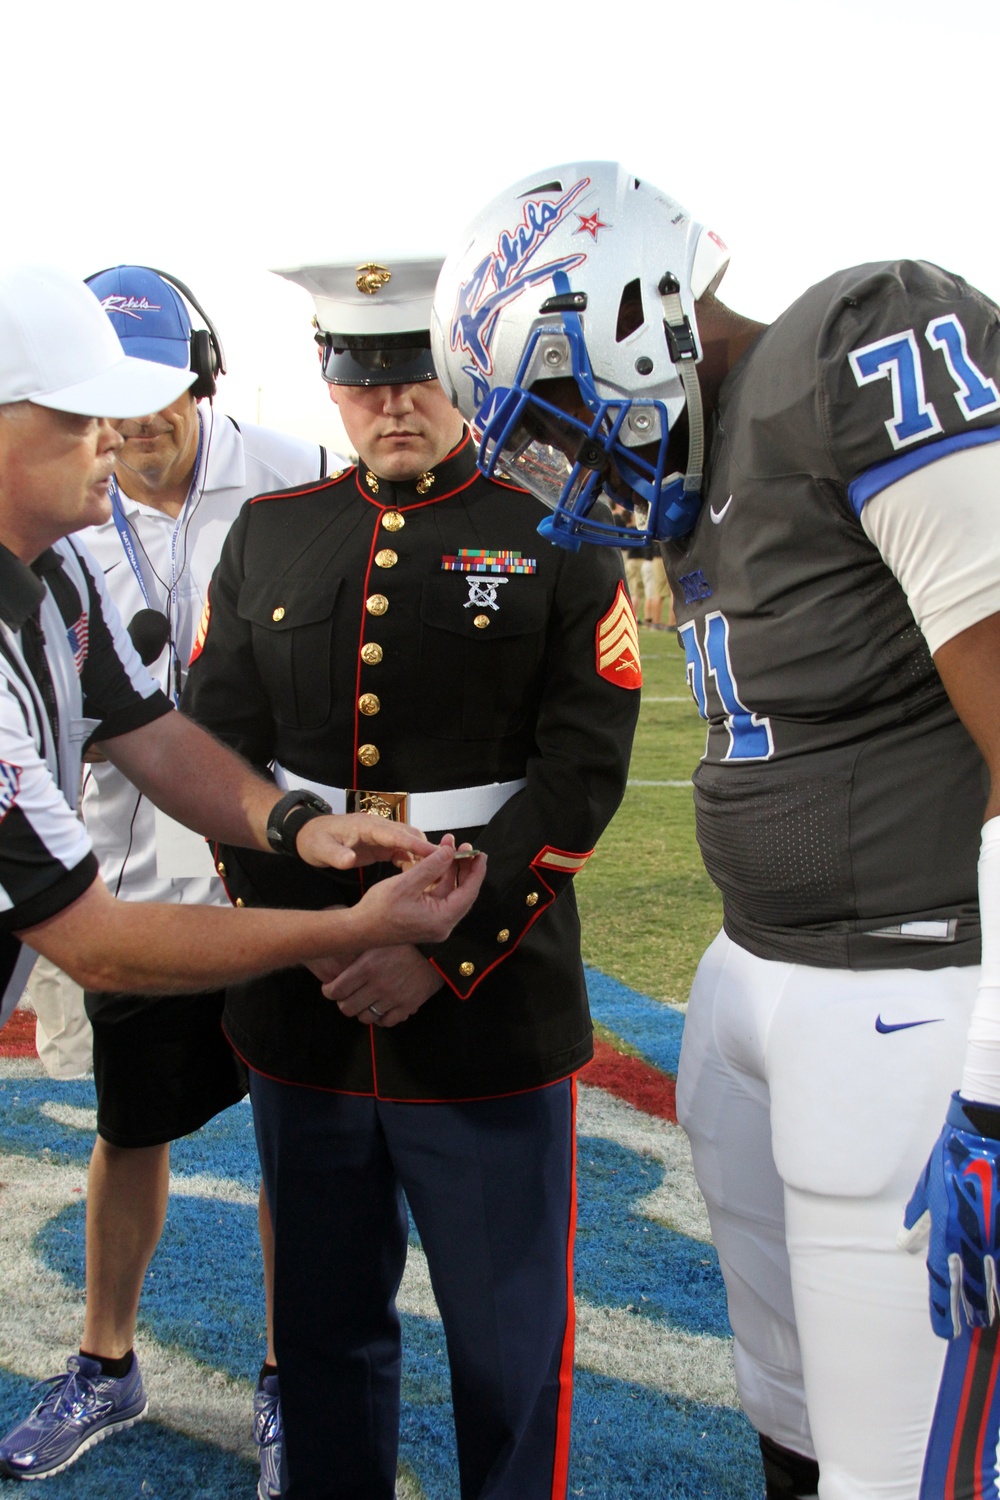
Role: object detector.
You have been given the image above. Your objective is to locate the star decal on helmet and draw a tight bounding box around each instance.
[575,211,609,240]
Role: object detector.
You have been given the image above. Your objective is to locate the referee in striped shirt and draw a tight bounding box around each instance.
[0,263,484,1041]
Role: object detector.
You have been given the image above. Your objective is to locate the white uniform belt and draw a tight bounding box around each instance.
[272,763,526,829]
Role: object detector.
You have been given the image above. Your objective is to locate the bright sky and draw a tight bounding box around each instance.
[6,0,998,454]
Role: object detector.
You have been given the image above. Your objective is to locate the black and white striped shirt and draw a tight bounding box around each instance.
[0,537,172,1026]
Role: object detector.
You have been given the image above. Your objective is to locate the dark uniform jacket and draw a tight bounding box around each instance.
[666,260,1000,971]
[183,436,640,1099]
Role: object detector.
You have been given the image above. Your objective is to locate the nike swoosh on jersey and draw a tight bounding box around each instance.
[709,495,733,524]
[874,1015,944,1034]
[103,561,122,573]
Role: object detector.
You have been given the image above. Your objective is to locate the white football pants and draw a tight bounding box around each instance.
[676,930,978,1500]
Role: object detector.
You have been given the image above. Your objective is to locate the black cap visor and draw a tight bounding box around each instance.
[319,330,436,386]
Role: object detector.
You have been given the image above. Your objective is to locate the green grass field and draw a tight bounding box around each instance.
[576,626,722,1007]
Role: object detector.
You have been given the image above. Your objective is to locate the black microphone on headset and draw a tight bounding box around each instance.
[127,609,171,666]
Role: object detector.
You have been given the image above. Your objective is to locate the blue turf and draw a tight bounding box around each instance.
[0,972,762,1498]
[584,966,686,1075]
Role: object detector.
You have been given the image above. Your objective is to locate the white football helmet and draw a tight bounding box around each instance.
[432,162,729,548]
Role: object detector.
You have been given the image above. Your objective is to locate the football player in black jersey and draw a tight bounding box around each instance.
[433,163,1000,1500]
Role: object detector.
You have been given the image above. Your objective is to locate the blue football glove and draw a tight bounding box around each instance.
[903,1092,1000,1339]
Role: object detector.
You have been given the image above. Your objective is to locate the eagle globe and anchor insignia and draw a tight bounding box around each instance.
[346,789,408,820]
[356,263,392,295]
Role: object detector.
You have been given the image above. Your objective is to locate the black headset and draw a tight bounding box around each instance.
[85,265,227,401]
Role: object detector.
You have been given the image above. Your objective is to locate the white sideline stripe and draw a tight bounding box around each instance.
[576,1085,713,1244]
[627,779,692,788]
[396,1244,737,1408]
[5,1086,735,1426]
[40,1102,96,1131]
[575,1304,739,1407]
[0,1154,258,1464]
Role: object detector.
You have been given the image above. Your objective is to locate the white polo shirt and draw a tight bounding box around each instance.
[79,407,332,905]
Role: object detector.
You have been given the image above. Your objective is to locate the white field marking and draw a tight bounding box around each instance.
[574,1303,738,1407]
[627,779,693,788]
[0,1153,258,1463]
[576,1085,712,1243]
[0,1058,48,1080]
[37,1102,257,1206]
[396,1462,428,1500]
[396,1083,734,1404]
[2,1082,730,1426]
[395,1236,737,1408]
[39,1101,97,1132]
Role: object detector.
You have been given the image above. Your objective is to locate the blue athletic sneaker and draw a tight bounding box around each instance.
[254,1374,282,1500]
[0,1353,147,1478]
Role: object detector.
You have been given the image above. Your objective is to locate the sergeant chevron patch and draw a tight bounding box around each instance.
[596,582,642,689]
[189,591,211,665]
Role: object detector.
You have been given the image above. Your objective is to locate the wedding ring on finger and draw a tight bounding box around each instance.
[368,1004,384,1019]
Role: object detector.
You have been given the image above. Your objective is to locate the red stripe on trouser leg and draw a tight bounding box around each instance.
[947,1328,981,1499]
[973,1327,1000,1500]
[550,1073,578,1500]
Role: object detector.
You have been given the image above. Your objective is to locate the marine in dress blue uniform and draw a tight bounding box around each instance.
[183,258,640,1500]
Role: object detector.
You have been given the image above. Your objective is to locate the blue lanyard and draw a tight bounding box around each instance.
[109,412,204,606]
[109,413,204,704]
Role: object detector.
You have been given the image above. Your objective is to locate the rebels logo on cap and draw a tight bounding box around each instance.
[99,295,162,321]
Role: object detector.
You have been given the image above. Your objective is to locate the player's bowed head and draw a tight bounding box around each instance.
[430,162,732,552]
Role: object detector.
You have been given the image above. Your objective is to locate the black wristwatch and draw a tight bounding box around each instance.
[265,788,333,856]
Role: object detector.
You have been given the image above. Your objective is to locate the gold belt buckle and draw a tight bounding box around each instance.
[346,789,409,821]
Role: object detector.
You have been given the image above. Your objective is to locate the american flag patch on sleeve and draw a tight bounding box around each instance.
[0,761,22,822]
[66,614,89,676]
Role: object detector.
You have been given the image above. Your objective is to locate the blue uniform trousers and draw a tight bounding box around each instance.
[249,1072,577,1500]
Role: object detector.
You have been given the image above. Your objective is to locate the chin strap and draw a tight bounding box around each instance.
[659,272,705,496]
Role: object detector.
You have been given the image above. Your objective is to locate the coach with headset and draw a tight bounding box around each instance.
[6,266,335,1495]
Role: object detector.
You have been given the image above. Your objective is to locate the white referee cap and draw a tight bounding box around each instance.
[0,264,194,417]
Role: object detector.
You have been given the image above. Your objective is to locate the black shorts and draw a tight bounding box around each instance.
[84,988,248,1148]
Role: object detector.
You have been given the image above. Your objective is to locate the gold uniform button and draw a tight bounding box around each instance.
[497,929,510,944]
[361,642,383,665]
[358,744,380,768]
[381,510,405,532]
[459,961,475,978]
[365,470,379,493]
[359,693,380,716]
[375,549,398,568]
[271,606,285,622]
[473,614,491,629]
[235,898,245,908]
[366,594,388,616]
[526,891,539,907]
[216,861,226,877]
